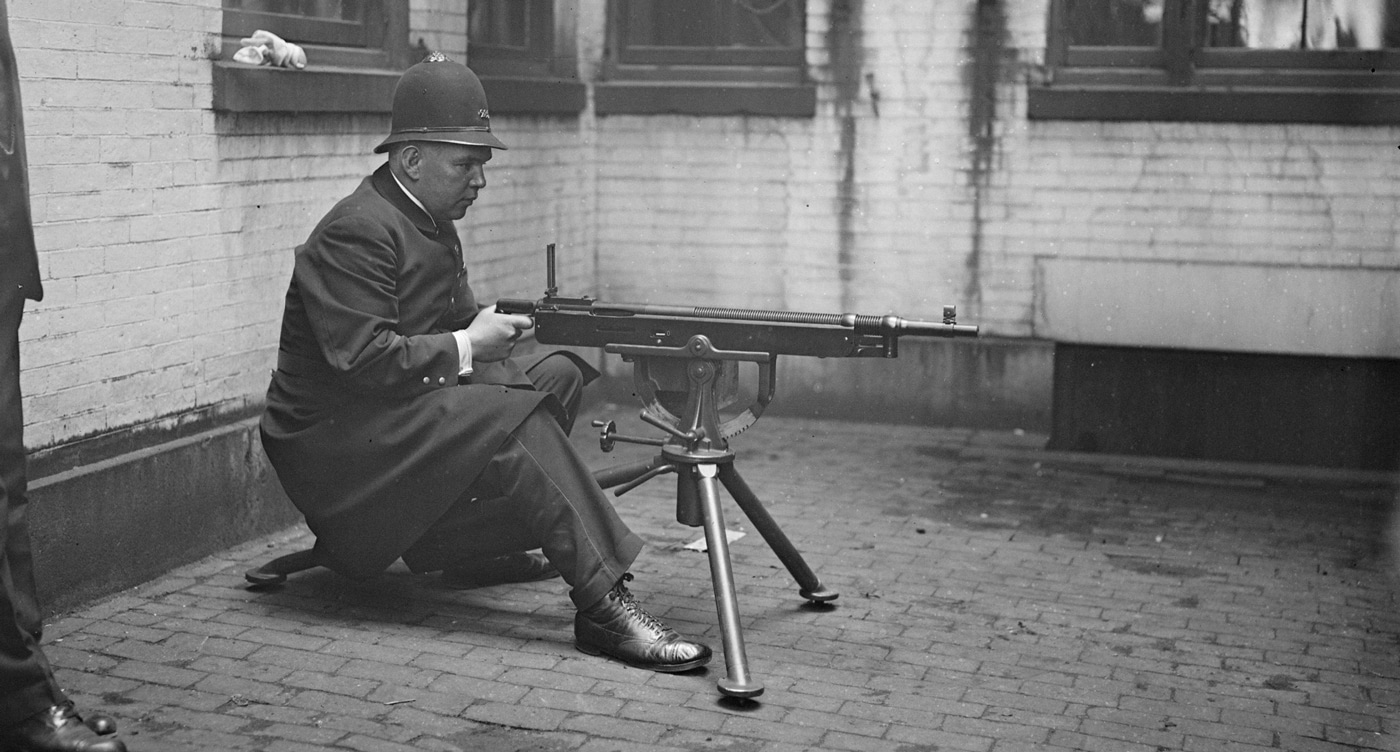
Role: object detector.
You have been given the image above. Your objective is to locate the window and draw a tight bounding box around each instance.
[597,0,814,117]
[469,0,555,77]
[1031,0,1400,124]
[466,0,585,114]
[213,0,413,113]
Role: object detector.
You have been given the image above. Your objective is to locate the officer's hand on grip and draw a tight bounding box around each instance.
[465,304,534,362]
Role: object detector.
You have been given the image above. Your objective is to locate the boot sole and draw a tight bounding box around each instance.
[574,641,711,673]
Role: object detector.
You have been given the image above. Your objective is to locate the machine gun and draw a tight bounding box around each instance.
[499,245,979,699]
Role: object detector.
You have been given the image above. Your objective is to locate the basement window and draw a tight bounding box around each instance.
[467,0,585,115]
[1030,0,1400,124]
[597,0,816,117]
[212,0,412,113]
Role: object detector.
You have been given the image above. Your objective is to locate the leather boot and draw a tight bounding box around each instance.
[574,574,712,672]
[0,703,127,751]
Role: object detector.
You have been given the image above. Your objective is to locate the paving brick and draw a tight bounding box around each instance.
[321,639,424,667]
[261,741,346,752]
[578,739,685,752]
[44,643,120,674]
[102,638,190,665]
[423,671,530,705]
[382,706,481,739]
[304,711,416,743]
[780,706,888,739]
[1046,729,1161,752]
[281,669,380,699]
[413,738,468,752]
[31,414,1398,751]
[460,700,568,731]
[560,711,669,744]
[126,682,231,713]
[1077,718,1185,748]
[883,724,995,751]
[107,658,206,688]
[336,734,436,752]
[48,668,140,697]
[718,713,825,745]
[1274,732,1392,752]
[255,722,349,747]
[286,689,394,720]
[338,658,441,690]
[246,644,348,674]
[616,698,728,733]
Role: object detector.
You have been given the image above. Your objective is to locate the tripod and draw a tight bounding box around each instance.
[588,334,839,699]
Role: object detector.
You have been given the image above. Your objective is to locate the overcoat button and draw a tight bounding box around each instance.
[438,377,446,385]
[422,376,430,384]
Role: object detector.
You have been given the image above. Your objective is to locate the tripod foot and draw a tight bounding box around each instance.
[799,585,839,604]
[718,677,764,700]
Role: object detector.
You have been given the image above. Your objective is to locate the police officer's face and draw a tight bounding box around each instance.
[405,142,492,221]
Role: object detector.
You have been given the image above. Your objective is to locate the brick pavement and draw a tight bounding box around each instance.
[38,405,1400,751]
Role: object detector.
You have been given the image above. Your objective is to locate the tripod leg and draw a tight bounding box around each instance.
[694,463,764,699]
[717,464,838,604]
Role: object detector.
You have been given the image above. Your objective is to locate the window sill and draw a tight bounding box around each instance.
[1028,83,1400,125]
[212,60,400,113]
[478,76,586,115]
[596,81,816,117]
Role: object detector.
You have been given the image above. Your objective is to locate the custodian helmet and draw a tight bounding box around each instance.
[374,52,507,153]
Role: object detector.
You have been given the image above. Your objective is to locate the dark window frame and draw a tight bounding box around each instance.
[466,0,586,115]
[597,0,815,117]
[1030,0,1400,124]
[212,0,413,114]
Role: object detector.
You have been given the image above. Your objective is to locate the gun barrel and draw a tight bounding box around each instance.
[893,317,980,338]
[540,301,978,339]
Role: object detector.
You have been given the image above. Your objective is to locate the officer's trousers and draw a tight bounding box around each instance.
[400,354,644,610]
[0,294,65,726]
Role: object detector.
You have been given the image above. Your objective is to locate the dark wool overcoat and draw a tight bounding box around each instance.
[260,164,570,578]
[0,0,38,307]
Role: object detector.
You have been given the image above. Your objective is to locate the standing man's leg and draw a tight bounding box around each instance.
[0,294,62,726]
[0,296,125,751]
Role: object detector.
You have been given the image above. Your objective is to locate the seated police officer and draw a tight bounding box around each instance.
[258,53,711,673]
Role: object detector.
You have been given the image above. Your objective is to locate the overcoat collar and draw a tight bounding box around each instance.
[371,163,449,238]
[370,162,462,264]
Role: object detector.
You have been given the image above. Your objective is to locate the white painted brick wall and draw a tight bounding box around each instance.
[11,0,1397,452]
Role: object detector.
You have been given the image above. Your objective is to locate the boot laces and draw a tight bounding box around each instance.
[609,573,666,635]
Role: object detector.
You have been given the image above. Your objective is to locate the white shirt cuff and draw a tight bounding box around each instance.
[452,330,474,376]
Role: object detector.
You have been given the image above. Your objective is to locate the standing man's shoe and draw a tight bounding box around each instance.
[575,574,712,672]
[0,703,127,751]
[83,713,117,736]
